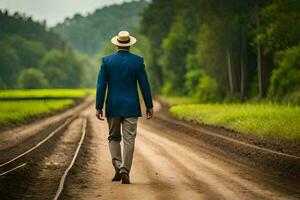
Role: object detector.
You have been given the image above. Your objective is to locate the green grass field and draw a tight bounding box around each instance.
[0,88,95,99]
[0,99,74,126]
[0,89,95,126]
[162,96,300,140]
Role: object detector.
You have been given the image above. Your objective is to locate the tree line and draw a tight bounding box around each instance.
[139,0,300,104]
[0,10,96,89]
[53,1,148,56]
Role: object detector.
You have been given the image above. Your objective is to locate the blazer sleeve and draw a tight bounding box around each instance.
[137,58,153,109]
[96,58,107,110]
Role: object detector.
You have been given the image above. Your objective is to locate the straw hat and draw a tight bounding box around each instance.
[111,31,137,47]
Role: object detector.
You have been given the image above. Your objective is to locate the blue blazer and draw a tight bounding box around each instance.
[96,50,153,117]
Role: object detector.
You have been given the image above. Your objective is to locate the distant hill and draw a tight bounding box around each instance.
[0,10,66,51]
[0,10,92,89]
[52,1,148,56]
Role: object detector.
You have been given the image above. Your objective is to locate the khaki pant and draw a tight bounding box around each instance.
[107,117,138,173]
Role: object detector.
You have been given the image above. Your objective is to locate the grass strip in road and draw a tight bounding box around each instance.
[0,99,74,126]
[0,89,95,99]
[169,103,300,140]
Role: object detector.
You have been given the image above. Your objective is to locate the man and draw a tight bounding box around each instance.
[95,31,153,184]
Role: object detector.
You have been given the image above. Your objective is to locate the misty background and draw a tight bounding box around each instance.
[0,0,130,26]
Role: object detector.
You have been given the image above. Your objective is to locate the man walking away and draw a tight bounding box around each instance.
[95,31,154,184]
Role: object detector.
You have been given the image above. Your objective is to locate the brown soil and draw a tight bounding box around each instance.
[61,103,300,200]
[154,100,300,182]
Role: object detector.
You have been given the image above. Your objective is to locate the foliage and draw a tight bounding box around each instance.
[159,15,191,95]
[0,99,73,125]
[140,0,177,93]
[195,23,229,98]
[0,10,66,50]
[17,68,49,89]
[78,54,98,88]
[0,10,95,89]
[195,74,218,102]
[52,1,148,56]
[38,49,84,88]
[3,35,46,68]
[139,0,300,104]
[170,103,300,139]
[184,54,202,96]
[1,0,299,103]
[268,45,300,99]
[0,43,22,88]
[259,0,300,54]
[280,90,300,105]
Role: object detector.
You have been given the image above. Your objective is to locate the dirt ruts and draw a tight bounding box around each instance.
[61,103,300,199]
[0,99,299,200]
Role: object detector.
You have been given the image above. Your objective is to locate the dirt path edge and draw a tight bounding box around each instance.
[153,99,300,186]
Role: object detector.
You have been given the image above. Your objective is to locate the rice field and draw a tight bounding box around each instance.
[169,103,300,140]
[0,89,95,126]
[0,100,74,125]
[0,88,95,99]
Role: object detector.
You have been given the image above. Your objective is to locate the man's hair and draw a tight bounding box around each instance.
[117,46,130,50]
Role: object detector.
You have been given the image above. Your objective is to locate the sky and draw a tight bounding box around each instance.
[0,0,129,27]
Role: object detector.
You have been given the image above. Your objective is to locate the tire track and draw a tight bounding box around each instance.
[138,128,298,200]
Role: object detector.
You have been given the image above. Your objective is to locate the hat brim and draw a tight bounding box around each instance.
[111,36,137,46]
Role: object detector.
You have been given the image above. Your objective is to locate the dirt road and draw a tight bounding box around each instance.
[0,99,299,200]
[61,103,300,200]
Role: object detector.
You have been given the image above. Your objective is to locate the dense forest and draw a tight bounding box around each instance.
[1,0,299,105]
[53,1,148,56]
[0,1,148,89]
[139,0,300,104]
[0,10,98,89]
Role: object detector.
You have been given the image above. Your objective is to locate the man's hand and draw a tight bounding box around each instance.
[146,108,153,119]
[96,109,104,120]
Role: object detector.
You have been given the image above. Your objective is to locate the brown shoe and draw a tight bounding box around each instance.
[112,170,121,182]
[120,167,130,184]
[121,172,130,184]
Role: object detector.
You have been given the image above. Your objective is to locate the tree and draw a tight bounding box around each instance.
[184,53,202,97]
[159,15,191,95]
[259,0,300,98]
[135,0,300,104]
[260,0,300,53]
[0,10,67,51]
[78,54,98,88]
[4,35,46,68]
[0,10,69,89]
[268,45,300,98]
[52,1,148,56]
[0,43,22,88]
[195,73,218,102]
[38,48,84,88]
[17,68,49,89]
[140,0,177,93]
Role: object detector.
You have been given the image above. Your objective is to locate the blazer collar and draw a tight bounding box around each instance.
[117,50,130,53]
